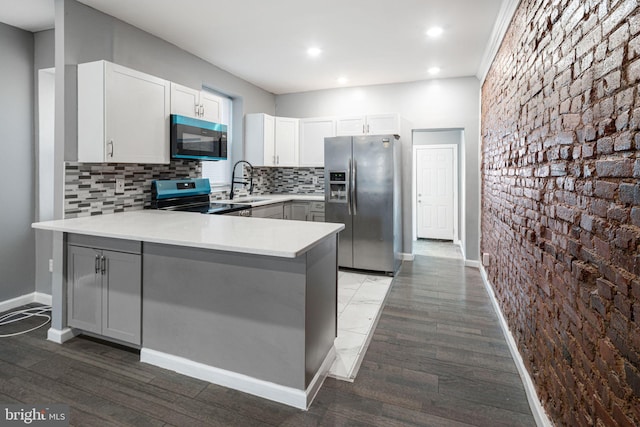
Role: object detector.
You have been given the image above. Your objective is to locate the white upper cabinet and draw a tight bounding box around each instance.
[199,91,222,123]
[366,113,401,135]
[170,82,221,123]
[299,117,336,167]
[245,113,276,166]
[336,113,400,136]
[335,116,366,136]
[78,60,170,164]
[245,113,299,167]
[274,117,299,166]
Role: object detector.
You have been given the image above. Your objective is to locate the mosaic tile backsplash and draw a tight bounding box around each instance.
[234,167,324,196]
[65,162,324,217]
[64,161,201,218]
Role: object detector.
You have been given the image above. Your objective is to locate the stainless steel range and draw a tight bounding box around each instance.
[150,178,251,215]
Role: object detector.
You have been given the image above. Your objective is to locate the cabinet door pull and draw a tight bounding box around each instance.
[200,104,205,117]
[95,255,100,274]
[277,155,280,164]
[362,124,365,134]
[107,140,114,158]
[100,255,106,275]
[195,104,200,117]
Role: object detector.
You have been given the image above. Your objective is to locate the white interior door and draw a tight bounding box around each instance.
[416,146,454,240]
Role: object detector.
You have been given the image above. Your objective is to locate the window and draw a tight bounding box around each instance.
[201,89,232,188]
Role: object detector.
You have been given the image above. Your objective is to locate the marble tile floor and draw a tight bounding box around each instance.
[328,270,393,381]
[413,238,463,259]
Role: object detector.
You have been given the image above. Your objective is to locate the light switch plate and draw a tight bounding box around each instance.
[482,253,491,266]
[115,178,125,193]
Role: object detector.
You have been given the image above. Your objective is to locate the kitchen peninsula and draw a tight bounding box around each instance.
[32,210,344,409]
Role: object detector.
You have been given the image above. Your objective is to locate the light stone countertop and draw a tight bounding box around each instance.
[32,210,343,258]
[217,193,324,206]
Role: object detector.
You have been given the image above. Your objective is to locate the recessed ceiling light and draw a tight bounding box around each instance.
[337,76,348,84]
[307,47,322,57]
[428,66,441,75]
[426,26,443,38]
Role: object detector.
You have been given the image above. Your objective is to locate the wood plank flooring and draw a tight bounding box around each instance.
[0,255,536,426]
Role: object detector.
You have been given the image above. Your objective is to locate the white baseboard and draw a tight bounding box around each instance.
[400,252,415,261]
[479,266,553,427]
[456,240,466,260]
[47,327,78,344]
[0,292,52,313]
[141,346,336,410]
[464,259,481,268]
[34,292,52,306]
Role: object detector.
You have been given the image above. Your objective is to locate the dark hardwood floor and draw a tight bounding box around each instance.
[0,254,536,426]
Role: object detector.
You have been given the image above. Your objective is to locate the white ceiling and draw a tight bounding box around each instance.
[1,0,506,94]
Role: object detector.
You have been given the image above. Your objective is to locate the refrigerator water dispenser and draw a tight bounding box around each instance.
[328,172,347,203]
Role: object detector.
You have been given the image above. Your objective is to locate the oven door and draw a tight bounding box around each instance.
[170,114,227,160]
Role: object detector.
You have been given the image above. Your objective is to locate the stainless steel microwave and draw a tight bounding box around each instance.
[170,114,227,161]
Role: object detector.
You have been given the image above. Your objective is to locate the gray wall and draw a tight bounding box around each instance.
[0,22,35,301]
[275,77,481,261]
[34,29,55,295]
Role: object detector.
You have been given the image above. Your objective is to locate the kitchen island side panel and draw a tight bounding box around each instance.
[142,243,307,390]
[304,235,337,387]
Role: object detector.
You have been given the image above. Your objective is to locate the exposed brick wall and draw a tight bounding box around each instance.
[481,0,640,425]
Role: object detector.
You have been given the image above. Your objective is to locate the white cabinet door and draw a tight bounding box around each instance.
[336,113,400,136]
[171,83,222,123]
[245,113,276,167]
[336,116,366,136]
[366,113,400,135]
[78,60,170,164]
[199,91,222,123]
[299,117,335,166]
[170,83,200,118]
[106,63,170,164]
[274,117,299,166]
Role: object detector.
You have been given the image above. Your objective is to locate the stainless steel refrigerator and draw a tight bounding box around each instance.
[324,135,401,275]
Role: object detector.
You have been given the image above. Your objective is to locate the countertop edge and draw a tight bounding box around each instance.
[32,219,344,259]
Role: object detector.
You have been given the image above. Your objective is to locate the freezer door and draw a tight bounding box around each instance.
[324,136,353,268]
[352,135,395,272]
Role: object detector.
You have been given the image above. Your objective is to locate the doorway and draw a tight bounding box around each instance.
[413,142,459,244]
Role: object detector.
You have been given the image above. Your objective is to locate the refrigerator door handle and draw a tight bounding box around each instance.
[352,159,357,216]
[347,159,352,215]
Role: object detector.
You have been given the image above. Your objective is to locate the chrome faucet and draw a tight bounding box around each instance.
[230,160,254,200]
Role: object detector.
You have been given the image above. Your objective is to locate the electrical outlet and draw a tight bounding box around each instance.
[115,178,125,193]
[312,176,318,185]
[48,259,53,272]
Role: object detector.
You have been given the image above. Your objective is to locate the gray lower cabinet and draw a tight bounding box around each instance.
[252,202,284,219]
[285,202,310,221]
[308,202,325,222]
[284,201,325,222]
[67,235,141,346]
